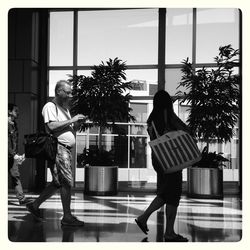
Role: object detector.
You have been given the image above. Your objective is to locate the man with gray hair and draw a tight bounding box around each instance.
[26,80,86,226]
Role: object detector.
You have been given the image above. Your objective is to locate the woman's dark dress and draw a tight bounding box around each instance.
[148,113,190,207]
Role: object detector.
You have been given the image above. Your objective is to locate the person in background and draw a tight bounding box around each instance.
[26,80,86,226]
[135,90,189,242]
[8,103,31,205]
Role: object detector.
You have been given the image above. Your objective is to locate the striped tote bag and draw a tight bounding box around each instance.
[149,122,201,174]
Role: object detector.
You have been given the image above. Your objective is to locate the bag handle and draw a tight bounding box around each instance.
[151,121,160,138]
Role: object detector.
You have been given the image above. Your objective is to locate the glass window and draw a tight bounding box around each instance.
[77,9,158,66]
[196,8,239,63]
[113,136,128,168]
[87,134,128,169]
[47,8,240,185]
[89,135,99,149]
[130,103,148,123]
[49,12,74,66]
[48,70,73,97]
[126,69,158,96]
[130,136,147,168]
[89,126,99,134]
[166,8,193,64]
[77,70,93,77]
[76,134,88,167]
[130,125,148,135]
[165,68,184,96]
[178,104,190,123]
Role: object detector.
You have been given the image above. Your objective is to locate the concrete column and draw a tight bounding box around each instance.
[8,9,47,190]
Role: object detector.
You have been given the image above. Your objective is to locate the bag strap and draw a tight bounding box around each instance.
[51,100,72,121]
[50,100,58,119]
[151,121,160,138]
[44,101,59,134]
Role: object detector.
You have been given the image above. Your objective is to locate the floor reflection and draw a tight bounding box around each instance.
[8,192,242,242]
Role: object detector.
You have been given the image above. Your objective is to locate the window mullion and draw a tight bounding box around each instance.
[73,10,78,75]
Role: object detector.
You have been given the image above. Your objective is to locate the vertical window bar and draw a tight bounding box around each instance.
[238,8,242,197]
[128,124,131,170]
[192,8,197,67]
[72,11,78,186]
[73,10,78,75]
[47,12,51,97]
[158,8,166,90]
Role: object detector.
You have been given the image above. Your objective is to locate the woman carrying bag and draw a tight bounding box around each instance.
[135,90,189,242]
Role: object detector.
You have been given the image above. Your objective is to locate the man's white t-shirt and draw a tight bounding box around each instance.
[42,102,75,147]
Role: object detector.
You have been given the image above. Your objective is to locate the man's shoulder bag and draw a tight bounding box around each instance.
[24,101,58,163]
[24,132,58,163]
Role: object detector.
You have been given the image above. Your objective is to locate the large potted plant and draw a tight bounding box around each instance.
[176,45,240,198]
[69,58,135,195]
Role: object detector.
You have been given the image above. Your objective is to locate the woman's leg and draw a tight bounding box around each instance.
[164,203,178,237]
[164,203,188,241]
[137,195,165,226]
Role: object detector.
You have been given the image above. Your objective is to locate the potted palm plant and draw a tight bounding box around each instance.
[69,58,135,195]
[176,45,240,198]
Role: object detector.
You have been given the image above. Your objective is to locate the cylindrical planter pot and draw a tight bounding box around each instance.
[187,167,223,199]
[84,165,118,196]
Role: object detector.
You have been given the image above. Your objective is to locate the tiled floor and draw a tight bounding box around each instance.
[8,191,242,242]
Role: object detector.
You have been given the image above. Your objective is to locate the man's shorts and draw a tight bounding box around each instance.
[49,144,73,187]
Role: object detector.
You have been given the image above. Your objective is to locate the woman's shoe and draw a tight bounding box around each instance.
[135,219,148,235]
[61,216,84,227]
[141,237,149,242]
[164,234,189,242]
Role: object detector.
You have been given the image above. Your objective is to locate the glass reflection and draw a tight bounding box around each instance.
[77,9,158,65]
[130,136,147,168]
[49,11,73,66]
[165,8,193,64]
[49,70,73,97]
[196,8,239,63]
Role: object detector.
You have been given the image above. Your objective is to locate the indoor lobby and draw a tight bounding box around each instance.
[8,8,242,243]
[8,191,242,242]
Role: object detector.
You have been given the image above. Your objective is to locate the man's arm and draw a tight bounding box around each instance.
[8,124,18,158]
[8,135,16,158]
[46,114,86,132]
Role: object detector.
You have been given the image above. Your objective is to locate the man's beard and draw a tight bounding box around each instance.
[63,98,72,108]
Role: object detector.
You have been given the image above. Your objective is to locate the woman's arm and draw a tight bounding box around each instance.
[163,109,191,133]
[172,113,191,133]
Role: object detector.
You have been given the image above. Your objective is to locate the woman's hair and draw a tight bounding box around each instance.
[147,90,175,134]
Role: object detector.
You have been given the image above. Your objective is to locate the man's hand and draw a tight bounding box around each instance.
[71,114,87,123]
[47,114,87,132]
[14,154,25,165]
